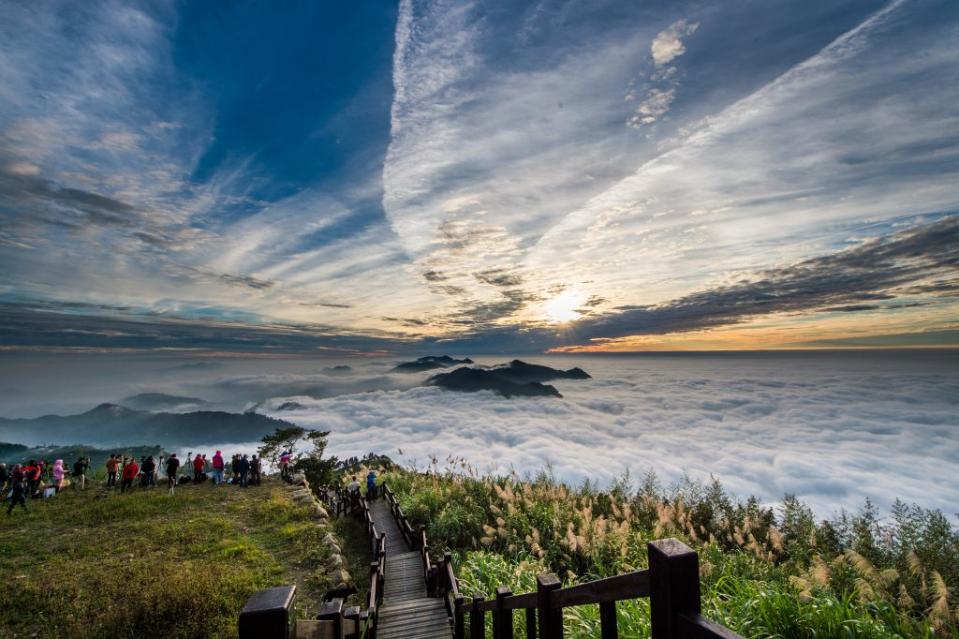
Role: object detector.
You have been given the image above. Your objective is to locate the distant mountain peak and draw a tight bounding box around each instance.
[86,403,136,416]
[391,355,474,373]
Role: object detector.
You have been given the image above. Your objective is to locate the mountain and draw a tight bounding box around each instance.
[427,368,561,398]
[0,443,162,468]
[391,355,474,373]
[0,403,295,447]
[323,365,353,374]
[489,360,590,383]
[119,393,208,411]
[0,442,28,457]
[425,360,590,398]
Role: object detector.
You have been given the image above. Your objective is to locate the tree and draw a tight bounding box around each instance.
[258,426,306,468]
[293,430,338,488]
[258,426,338,487]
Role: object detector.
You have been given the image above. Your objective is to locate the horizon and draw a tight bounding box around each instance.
[0,1,957,357]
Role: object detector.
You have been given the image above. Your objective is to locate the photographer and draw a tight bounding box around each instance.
[141,456,157,488]
[72,457,89,490]
[165,454,181,494]
[120,457,139,493]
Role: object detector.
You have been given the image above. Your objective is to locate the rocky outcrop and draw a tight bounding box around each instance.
[283,476,350,589]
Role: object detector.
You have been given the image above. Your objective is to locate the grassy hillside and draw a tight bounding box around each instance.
[377,462,959,639]
[0,477,366,638]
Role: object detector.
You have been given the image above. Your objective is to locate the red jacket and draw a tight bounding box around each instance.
[193,456,205,471]
[212,454,224,470]
[122,462,139,480]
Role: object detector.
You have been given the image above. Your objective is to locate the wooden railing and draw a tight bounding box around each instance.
[382,484,416,549]
[356,495,386,639]
[319,484,364,518]
[458,538,742,639]
[438,551,466,639]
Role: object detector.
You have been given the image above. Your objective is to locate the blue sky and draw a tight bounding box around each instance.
[0,0,957,355]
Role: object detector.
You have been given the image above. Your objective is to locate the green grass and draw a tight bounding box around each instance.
[0,478,337,638]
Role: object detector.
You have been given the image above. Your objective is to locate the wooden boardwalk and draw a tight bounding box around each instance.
[369,500,452,639]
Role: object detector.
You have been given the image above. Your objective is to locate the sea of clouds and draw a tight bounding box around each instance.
[252,353,959,517]
[2,351,955,517]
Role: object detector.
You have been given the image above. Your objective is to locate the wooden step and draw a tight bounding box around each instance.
[367,499,452,639]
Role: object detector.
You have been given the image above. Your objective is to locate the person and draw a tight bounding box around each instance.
[165,454,180,494]
[211,450,225,485]
[141,456,156,488]
[280,450,292,480]
[250,455,261,486]
[229,455,238,484]
[106,455,120,487]
[366,469,377,500]
[6,464,27,515]
[347,475,360,496]
[192,453,204,483]
[72,457,89,490]
[121,457,139,493]
[0,463,8,493]
[23,460,39,499]
[52,459,66,493]
[237,454,250,488]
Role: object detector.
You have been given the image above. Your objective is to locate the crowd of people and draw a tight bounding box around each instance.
[0,457,90,514]
[1,450,265,515]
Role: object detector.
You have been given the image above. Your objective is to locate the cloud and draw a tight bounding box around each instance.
[0,301,410,354]
[262,352,959,516]
[627,88,676,128]
[574,216,959,340]
[650,19,699,66]
[530,0,959,317]
[1,0,957,354]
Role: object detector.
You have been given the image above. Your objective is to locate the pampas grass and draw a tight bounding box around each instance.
[381,461,959,638]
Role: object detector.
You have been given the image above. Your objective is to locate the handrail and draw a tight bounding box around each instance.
[455,538,744,639]
[500,591,536,611]
[551,569,650,608]
[350,490,385,639]
[469,570,650,613]
[445,559,459,600]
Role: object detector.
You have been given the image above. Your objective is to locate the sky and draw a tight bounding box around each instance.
[1,0,958,356]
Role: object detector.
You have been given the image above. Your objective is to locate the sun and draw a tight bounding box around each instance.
[544,289,586,324]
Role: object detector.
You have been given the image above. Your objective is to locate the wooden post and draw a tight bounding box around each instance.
[599,601,618,639]
[471,595,485,639]
[454,594,466,639]
[369,562,380,605]
[494,586,512,639]
[444,552,454,587]
[238,585,296,639]
[525,608,537,639]
[648,538,701,639]
[316,597,344,639]
[343,605,361,639]
[536,574,562,639]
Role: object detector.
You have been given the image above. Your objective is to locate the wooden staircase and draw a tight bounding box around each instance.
[369,500,452,639]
